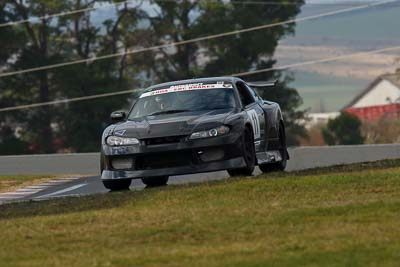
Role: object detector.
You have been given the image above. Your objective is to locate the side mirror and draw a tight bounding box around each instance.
[110,111,126,122]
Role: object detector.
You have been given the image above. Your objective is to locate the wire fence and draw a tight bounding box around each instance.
[1,44,400,112]
[0,0,386,29]
[0,0,398,113]
[0,0,396,79]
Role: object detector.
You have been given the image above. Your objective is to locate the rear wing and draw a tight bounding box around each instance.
[246,80,277,88]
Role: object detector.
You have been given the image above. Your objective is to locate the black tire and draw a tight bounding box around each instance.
[142,176,169,187]
[227,127,256,177]
[103,179,132,191]
[259,122,287,173]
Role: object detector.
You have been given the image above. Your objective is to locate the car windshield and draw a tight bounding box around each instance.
[128,83,236,119]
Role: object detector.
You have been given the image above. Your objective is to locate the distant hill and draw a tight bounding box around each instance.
[282,2,400,112]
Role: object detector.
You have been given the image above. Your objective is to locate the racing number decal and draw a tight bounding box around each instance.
[247,110,261,139]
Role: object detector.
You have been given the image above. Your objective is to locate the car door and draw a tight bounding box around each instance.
[236,82,266,153]
[245,84,279,149]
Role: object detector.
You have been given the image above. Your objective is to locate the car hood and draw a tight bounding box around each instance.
[110,109,234,139]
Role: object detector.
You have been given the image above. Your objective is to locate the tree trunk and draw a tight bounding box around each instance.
[37,6,53,153]
[38,70,53,153]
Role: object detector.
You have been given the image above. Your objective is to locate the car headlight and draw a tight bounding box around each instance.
[189,126,230,139]
[106,136,140,146]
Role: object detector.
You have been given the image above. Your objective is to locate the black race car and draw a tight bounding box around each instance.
[101,77,289,190]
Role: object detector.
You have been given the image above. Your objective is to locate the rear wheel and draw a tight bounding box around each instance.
[259,122,287,173]
[142,176,169,187]
[227,127,255,177]
[103,179,131,191]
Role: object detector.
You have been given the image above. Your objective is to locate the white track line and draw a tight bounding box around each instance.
[34,183,87,199]
[15,188,42,192]
[0,192,38,196]
[0,196,20,200]
[19,185,50,190]
[39,182,67,186]
[0,177,83,204]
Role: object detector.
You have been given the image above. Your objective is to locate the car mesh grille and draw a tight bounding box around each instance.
[136,151,193,170]
[144,136,185,146]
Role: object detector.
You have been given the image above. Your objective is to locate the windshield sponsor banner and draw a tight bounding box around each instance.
[140,83,233,98]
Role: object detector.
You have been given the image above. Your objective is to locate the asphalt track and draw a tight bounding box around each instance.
[1,144,400,204]
[80,172,233,196]
[3,170,238,203]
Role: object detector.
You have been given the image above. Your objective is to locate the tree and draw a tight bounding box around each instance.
[0,0,146,153]
[142,0,306,145]
[0,0,307,154]
[322,112,364,146]
[1,0,80,153]
[51,0,145,151]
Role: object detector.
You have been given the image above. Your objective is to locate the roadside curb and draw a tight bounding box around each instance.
[0,177,82,204]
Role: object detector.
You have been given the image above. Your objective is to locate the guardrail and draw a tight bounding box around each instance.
[1,144,400,175]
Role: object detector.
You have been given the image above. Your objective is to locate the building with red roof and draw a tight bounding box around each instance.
[344,73,400,121]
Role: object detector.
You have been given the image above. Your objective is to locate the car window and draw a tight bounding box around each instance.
[246,84,262,101]
[236,82,255,107]
[128,83,236,119]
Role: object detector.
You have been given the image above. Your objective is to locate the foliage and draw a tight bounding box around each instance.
[0,125,29,155]
[0,0,143,153]
[0,0,305,154]
[300,123,326,146]
[362,117,400,144]
[322,111,364,146]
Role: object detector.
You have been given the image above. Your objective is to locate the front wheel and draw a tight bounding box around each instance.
[142,176,169,187]
[227,127,255,177]
[103,179,131,191]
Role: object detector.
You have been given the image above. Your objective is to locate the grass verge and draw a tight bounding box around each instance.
[1,159,400,266]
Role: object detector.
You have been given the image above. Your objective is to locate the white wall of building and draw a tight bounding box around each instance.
[300,112,340,128]
[353,80,400,108]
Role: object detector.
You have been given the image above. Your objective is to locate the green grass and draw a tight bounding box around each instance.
[0,175,58,192]
[1,160,400,267]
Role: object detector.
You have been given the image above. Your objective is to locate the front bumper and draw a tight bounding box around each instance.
[101,132,245,180]
[102,157,246,180]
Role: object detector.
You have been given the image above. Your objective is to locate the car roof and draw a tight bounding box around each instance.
[145,77,243,92]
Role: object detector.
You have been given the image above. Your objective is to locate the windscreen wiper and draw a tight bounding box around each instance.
[147,109,190,116]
